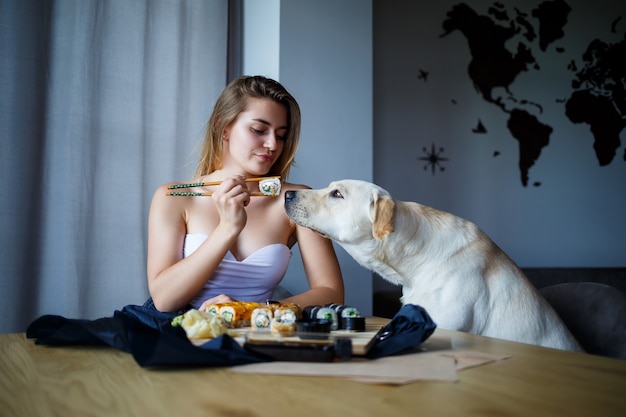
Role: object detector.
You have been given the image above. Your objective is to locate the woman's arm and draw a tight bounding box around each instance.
[279,224,344,307]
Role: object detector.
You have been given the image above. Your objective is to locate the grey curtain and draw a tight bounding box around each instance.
[0,0,229,333]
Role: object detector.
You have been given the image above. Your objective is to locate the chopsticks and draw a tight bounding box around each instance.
[166,176,281,197]
[166,191,272,197]
[167,176,277,190]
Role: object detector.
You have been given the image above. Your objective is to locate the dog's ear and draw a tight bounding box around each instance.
[372,193,395,240]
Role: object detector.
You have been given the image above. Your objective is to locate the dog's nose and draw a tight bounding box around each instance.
[284,190,296,202]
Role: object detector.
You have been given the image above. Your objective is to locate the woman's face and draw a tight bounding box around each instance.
[223,97,288,176]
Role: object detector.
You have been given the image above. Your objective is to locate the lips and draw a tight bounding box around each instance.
[256,154,274,163]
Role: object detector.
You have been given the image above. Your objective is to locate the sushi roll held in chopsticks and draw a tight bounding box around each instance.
[258,177,281,197]
[166,176,281,197]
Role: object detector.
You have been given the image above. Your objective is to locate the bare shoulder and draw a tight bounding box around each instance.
[152,182,182,201]
[149,182,191,218]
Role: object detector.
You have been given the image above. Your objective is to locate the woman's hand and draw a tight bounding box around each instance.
[199,294,239,311]
[211,176,251,234]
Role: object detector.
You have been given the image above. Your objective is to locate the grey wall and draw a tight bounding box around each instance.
[243,0,374,313]
[373,0,625,297]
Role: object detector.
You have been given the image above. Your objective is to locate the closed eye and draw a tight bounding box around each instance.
[330,189,344,199]
[252,128,288,141]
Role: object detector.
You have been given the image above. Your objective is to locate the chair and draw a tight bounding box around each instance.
[373,289,403,318]
[540,282,626,359]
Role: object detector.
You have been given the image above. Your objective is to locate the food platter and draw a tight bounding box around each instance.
[190,320,385,360]
[175,302,384,361]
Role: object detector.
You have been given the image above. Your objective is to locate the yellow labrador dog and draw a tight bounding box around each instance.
[284,179,582,351]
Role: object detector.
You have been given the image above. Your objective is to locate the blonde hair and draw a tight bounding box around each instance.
[194,75,301,179]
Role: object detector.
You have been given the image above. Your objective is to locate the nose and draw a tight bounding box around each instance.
[285,190,296,202]
[264,134,278,150]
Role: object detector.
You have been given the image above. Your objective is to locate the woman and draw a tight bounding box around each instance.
[146,75,344,313]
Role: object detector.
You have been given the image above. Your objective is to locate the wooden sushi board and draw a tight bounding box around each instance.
[191,319,385,356]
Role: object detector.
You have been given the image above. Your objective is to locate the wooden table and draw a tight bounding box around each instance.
[2,317,625,417]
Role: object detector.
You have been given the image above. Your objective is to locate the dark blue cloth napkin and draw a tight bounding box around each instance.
[26,305,267,367]
[26,303,436,366]
[366,304,437,359]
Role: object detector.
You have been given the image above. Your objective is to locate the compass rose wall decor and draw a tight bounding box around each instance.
[419,143,448,175]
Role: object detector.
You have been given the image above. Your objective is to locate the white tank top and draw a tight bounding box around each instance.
[184,233,291,309]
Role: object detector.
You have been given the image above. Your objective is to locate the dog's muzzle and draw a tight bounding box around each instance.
[284,190,301,218]
[284,190,331,239]
[284,190,308,222]
[284,190,298,204]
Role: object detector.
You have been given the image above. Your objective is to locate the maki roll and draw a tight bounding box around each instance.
[341,316,366,331]
[338,305,365,331]
[276,303,302,319]
[258,177,281,196]
[340,306,361,319]
[204,304,220,316]
[322,303,365,331]
[270,306,299,335]
[218,303,247,327]
[217,301,260,328]
[251,307,273,331]
[303,305,320,320]
[314,307,339,330]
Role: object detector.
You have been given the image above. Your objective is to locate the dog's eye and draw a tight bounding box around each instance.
[330,189,344,199]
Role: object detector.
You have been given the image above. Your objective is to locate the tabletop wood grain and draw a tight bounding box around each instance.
[2,318,625,417]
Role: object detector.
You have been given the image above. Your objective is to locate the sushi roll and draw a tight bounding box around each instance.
[336,305,364,330]
[296,318,333,340]
[340,306,361,319]
[340,316,366,331]
[314,307,339,330]
[251,307,273,331]
[218,301,260,328]
[204,304,220,316]
[303,305,320,320]
[326,303,346,321]
[258,177,281,196]
[270,305,299,335]
[277,303,302,319]
[218,303,246,327]
[322,304,364,330]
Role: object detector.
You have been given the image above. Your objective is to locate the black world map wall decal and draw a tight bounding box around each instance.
[415,1,626,187]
